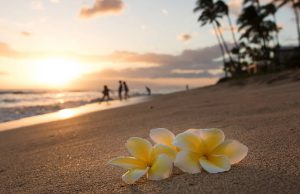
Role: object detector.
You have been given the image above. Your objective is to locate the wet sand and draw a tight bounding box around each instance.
[0,70,300,193]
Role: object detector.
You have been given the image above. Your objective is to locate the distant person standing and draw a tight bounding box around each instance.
[118,80,123,100]
[102,85,111,101]
[186,84,189,91]
[123,81,129,99]
[146,86,151,96]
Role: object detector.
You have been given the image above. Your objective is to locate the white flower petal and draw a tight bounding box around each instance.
[199,128,225,153]
[122,167,149,184]
[199,155,230,173]
[174,151,201,174]
[185,128,202,138]
[125,137,152,162]
[150,128,175,147]
[151,144,177,162]
[108,157,147,170]
[173,132,204,153]
[148,154,173,180]
[212,140,248,164]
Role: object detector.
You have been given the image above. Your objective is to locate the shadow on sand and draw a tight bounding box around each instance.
[126,164,299,194]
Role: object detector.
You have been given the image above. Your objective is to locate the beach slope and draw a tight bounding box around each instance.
[0,71,300,193]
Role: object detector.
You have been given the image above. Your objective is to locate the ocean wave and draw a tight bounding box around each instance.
[0,99,95,123]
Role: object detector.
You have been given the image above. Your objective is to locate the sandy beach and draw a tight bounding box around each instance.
[0,70,300,193]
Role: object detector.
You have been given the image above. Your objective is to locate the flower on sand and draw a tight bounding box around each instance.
[174,128,248,174]
[109,137,176,184]
[150,128,177,151]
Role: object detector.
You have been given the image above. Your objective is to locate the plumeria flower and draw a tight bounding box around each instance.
[150,128,177,151]
[109,137,176,184]
[174,128,248,174]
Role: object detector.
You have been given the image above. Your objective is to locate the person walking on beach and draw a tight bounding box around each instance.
[123,81,129,99]
[118,80,123,100]
[102,85,111,101]
[146,86,151,96]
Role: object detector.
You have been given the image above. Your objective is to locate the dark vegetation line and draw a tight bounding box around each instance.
[194,0,300,80]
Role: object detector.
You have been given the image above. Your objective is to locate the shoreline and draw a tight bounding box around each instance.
[0,96,149,132]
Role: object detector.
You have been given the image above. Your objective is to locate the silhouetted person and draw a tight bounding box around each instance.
[123,81,129,99]
[118,80,123,100]
[186,84,189,91]
[102,85,111,101]
[146,86,151,96]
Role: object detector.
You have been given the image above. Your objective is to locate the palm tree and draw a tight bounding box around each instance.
[194,0,234,75]
[276,0,300,47]
[214,20,233,63]
[213,23,228,76]
[262,3,282,67]
[238,5,263,56]
[215,0,244,73]
[238,4,277,67]
[262,3,280,47]
[242,0,269,50]
[215,0,239,48]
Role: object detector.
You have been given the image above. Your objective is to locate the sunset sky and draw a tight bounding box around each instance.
[0,0,298,90]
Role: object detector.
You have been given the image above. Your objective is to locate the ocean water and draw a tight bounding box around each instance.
[0,90,103,123]
[0,87,182,123]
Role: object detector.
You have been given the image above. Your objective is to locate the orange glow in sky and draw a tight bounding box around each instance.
[33,57,86,87]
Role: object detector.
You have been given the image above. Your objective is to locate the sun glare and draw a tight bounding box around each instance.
[33,57,85,87]
[58,109,76,119]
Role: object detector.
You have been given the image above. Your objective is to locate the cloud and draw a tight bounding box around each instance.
[220,26,238,33]
[161,9,169,15]
[0,71,7,76]
[79,0,124,19]
[140,25,148,30]
[0,42,23,58]
[50,0,60,3]
[211,25,238,35]
[96,68,218,79]
[99,44,225,70]
[228,0,242,16]
[228,0,274,16]
[87,44,227,79]
[277,23,284,30]
[0,40,226,79]
[31,0,44,10]
[177,33,192,42]
[20,31,32,37]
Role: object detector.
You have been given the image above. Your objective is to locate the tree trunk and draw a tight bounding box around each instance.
[254,0,268,61]
[255,0,261,9]
[273,14,281,68]
[215,22,234,63]
[292,1,300,47]
[273,15,280,47]
[214,22,236,75]
[227,15,238,47]
[212,23,227,76]
[227,14,242,72]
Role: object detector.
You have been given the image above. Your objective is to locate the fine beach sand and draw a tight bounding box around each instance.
[0,70,300,193]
